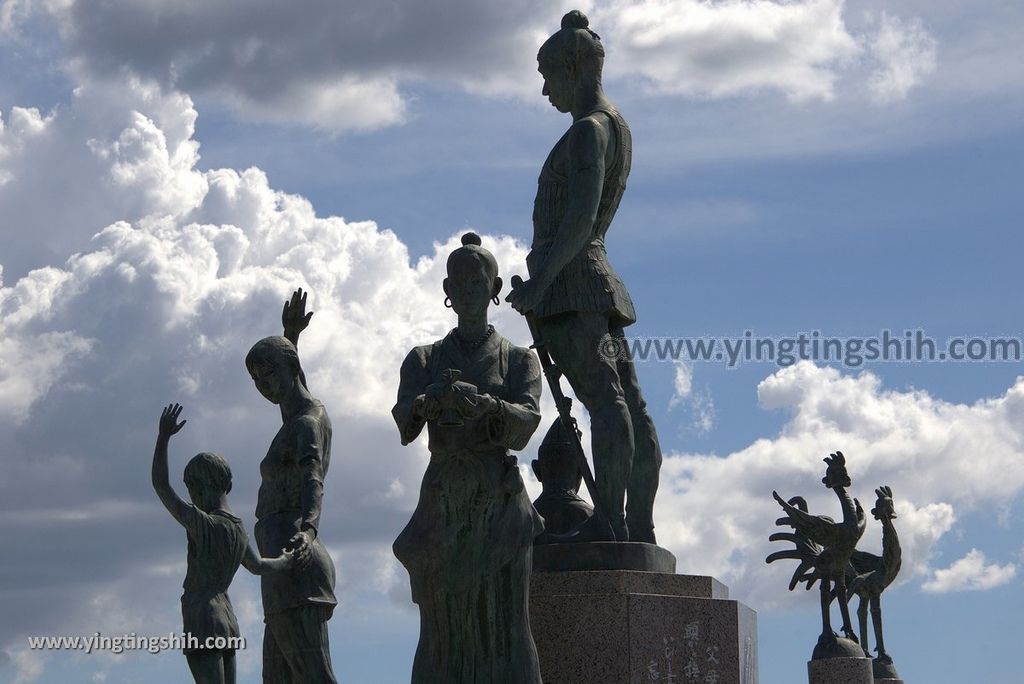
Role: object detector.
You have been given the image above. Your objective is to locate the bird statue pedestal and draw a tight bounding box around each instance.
[812,633,864,660]
[872,653,903,683]
[807,656,873,684]
[529,555,758,684]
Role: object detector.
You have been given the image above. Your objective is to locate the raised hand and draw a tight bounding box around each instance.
[158,403,187,439]
[282,287,314,345]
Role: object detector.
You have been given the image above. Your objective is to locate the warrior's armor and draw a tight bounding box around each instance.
[528,106,636,327]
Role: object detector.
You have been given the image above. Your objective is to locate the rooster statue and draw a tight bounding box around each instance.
[767,451,867,659]
[847,486,902,680]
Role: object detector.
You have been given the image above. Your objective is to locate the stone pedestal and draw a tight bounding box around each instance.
[806,657,873,684]
[872,656,902,683]
[530,566,758,684]
[534,541,678,573]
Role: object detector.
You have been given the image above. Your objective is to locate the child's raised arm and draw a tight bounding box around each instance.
[241,543,294,576]
[151,403,190,526]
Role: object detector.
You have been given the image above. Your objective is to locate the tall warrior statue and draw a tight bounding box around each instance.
[507,10,663,544]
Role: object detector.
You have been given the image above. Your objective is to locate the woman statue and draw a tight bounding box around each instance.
[393,233,544,683]
[245,289,338,683]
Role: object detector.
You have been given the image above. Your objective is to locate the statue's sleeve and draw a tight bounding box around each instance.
[181,504,216,552]
[295,416,328,534]
[182,507,211,544]
[393,346,431,446]
[487,348,542,451]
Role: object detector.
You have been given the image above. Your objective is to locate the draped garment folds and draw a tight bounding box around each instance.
[255,400,337,616]
[393,329,544,684]
[529,104,637,327]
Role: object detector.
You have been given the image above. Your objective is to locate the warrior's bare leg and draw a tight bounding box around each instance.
[541,312,632,540]
[613,324,663,544]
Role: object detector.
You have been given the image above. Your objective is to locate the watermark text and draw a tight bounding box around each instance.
[26,632,245,654]
[598,329,1024,368]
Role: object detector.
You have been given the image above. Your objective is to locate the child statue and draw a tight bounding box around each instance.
[150,403,292,684]
[531,407,594,541]
[392,232,545,683]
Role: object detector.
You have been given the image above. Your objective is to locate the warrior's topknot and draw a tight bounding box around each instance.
[540,10,604,75]
[461,232,482,247]
[561,10,589,30]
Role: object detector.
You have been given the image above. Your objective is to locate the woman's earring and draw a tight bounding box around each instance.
[444,296,453,308]
[492,295,500,306]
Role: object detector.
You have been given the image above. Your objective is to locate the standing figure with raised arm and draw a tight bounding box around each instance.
[507,10,663,543]
[149,403,293,684]
[246,288,338,683]
[393,233,544,683]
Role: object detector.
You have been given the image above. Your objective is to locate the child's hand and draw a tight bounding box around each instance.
[158,403,187,439]
[280,549,297,571]
[265,549,295,573]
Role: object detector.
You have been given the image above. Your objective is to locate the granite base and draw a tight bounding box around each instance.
[533,542,677,573]
[530,570,757,684]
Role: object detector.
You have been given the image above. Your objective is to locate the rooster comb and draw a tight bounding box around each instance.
[823,450,846,467]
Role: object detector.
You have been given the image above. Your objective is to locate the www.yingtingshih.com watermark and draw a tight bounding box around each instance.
[26,632,246,654]
[597,329,1024,369]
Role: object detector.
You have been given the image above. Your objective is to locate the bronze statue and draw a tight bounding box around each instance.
[531,408,594,541]
[847,486,903,680]
[768,451,867,660]
[149,403,292,684]
[246,289,338,683]
[507,9,662,544]
[393,233,544,682]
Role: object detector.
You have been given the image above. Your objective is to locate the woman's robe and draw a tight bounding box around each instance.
[393,328,544,684]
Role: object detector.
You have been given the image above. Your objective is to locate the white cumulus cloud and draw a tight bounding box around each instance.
[922,548,1017,593]
[600,0,861,101]
[0,77,207,275]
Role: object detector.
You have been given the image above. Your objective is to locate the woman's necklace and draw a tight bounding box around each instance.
[455,324,494,351]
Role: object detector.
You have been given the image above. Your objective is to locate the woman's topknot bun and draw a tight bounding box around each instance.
[561,10,589,30]
[449,231,499,281]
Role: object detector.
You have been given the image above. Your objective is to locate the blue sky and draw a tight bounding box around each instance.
[1,1,1023,682]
